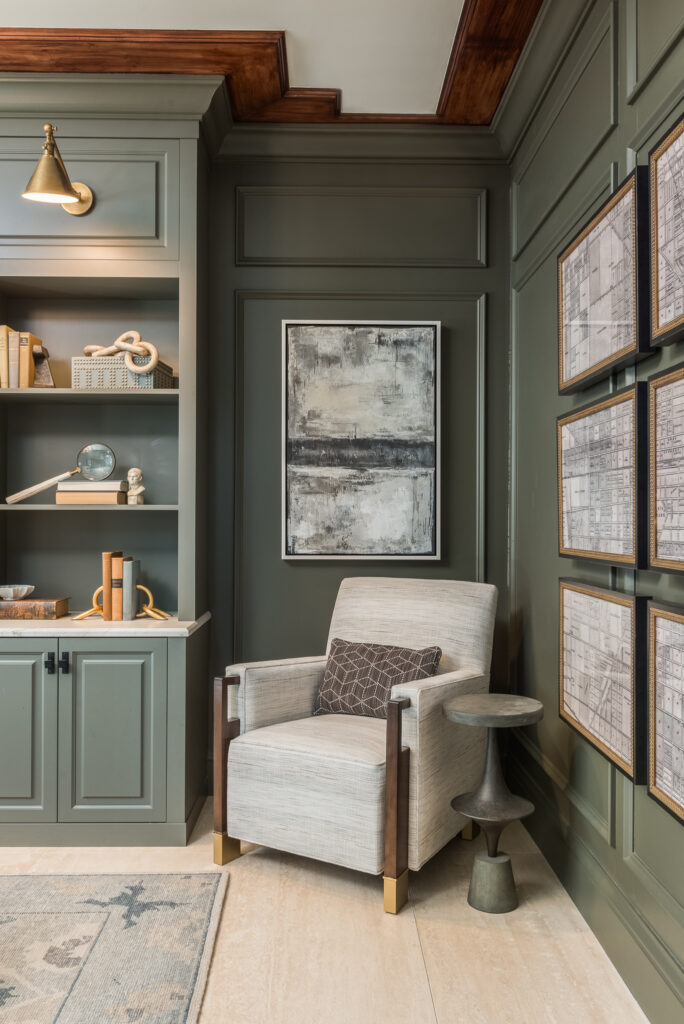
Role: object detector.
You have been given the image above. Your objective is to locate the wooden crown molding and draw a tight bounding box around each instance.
[0,4,543,126]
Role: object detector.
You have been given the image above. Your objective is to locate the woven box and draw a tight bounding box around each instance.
[71,354,177,390]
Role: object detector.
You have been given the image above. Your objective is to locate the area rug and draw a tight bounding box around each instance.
[0,873,228,1023]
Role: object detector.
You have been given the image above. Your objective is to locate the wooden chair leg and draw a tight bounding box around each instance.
[213,675,241,866]
[383,697,410,914]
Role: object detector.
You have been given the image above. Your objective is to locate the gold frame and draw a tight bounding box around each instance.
[559,581,635,778]
[557,389,638,565]
[650,117,684,344]
[648,364,684,571]
[648,604,684,823]
[558,175,639,391]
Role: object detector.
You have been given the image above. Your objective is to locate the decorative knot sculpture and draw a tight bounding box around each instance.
[83,330,159,375]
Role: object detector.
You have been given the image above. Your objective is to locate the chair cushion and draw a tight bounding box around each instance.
[314,636,441,718]
[227,714,388,873]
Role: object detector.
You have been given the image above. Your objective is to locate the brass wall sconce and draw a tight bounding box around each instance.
[22,123,94,216]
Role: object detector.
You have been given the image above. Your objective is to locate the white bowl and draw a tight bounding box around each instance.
[0,585,35,600]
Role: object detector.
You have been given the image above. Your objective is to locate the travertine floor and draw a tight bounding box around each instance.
[0,801,649,1024]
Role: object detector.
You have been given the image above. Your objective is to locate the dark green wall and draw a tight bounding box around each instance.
[504,1,684,1021]
[207,131,511,682]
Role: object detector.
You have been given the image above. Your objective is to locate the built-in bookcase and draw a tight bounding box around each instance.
[0,274,188,615]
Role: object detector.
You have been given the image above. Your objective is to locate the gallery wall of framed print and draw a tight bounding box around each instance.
[650,114,684,347]
[558,168,649,394]
[557,385,646,566]
[282,320,440,559]
[649,362,684,572]
[560,580,646,782]
[648,602,684,823]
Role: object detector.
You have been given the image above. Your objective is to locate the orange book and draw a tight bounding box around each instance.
[56,492,126,505]
[111,553,124,621]
[102,551,121,621]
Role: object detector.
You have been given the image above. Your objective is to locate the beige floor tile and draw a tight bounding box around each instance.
[410,822,649,1024]
[0,804,648,1024]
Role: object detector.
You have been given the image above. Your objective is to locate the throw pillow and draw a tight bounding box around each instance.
[315,637,442,719]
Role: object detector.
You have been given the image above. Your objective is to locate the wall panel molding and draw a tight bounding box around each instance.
[512,7,617,259]
[513,730,614,843]
[233,289,487,660]
[512,165,612,289]
[511,751,684,1013]
[236,186,487,268]
[626,0,684,104]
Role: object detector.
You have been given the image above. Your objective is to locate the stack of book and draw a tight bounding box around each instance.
[102,551,140,621]
[0,327,53,388]
[56,480,129,505]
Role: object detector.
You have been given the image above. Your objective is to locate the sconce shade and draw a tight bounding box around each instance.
[21,124,93,214]
[22,148,80,204]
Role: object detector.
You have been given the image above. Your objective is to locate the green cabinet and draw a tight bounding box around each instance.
[0,637,170,827]
[0,639,58,823]
[58,639,167,823]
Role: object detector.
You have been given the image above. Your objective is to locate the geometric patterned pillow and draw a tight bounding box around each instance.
[314,637,442,719]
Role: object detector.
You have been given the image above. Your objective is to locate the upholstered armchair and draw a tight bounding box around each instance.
[213,577,498,913]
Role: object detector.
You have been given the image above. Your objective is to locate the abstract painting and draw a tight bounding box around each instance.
[283,320,440,558]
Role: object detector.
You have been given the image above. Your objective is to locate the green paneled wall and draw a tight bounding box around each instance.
[506,1,684,1021]
[207,144,511,682]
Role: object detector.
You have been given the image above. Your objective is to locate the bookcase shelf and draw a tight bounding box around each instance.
[0,504,180,512]
[0,388,179,404]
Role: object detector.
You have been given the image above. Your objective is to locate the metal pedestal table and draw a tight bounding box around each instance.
[443,693,544,913]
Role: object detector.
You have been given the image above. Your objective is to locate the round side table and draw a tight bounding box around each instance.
[443,693,543,914]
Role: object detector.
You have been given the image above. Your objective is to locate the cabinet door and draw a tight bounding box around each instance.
[58,639,167,822]
[0,640,58,822]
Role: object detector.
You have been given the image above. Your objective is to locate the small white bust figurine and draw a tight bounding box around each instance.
[127,467,145,505]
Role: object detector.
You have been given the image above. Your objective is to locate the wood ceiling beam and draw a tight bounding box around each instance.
[0,5,543,126]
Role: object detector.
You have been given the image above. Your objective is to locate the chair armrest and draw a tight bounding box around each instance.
[390,667,490,870]
[224,655,327,732]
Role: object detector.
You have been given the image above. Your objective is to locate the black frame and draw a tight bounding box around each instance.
[649,113,684,348]
[647,601,684,823]
[557,384,646,567]
[648,361,684,572]
[559,579,646,783]
[558,168,650,394]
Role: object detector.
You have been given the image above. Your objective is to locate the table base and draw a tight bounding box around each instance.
[468,850,518,914]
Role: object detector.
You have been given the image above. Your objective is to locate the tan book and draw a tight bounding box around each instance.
[102,551,121,621]
[19,332,40,388]
[0,597,69,620]
[0,325,12,388]
[8,331,20,388]
[111,553,124,621]
[56,491,126,505]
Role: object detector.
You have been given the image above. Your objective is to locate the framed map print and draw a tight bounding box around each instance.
[557,386,646,566]
[282,320,440,559]
[650,114,684,346]
[649,362,684,571]
[560,580,646,781]
[648,602,684,823]
[558,169,649,393]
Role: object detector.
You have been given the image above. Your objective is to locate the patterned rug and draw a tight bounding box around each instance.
[0,873,228,1023]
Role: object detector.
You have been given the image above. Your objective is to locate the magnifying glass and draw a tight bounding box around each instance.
[5,443,116,505]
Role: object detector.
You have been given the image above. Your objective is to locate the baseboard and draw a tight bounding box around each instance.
[509,754,684,1023]
[0,820,198,847]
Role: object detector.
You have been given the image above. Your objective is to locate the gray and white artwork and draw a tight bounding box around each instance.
[283,321,439,558]
[650,608,684,822]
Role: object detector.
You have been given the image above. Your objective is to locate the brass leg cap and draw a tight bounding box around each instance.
[213,832,241,866]
[383,869,409,914]
[461,820,480,841]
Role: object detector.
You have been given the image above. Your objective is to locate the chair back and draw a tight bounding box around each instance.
[327,577,497,675]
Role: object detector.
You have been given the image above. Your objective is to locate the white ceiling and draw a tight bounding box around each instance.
[6,1,467,115]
